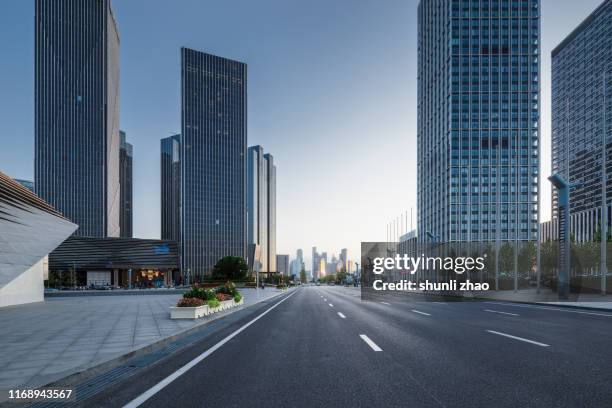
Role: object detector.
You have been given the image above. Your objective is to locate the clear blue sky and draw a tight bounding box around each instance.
[0,0,604,267]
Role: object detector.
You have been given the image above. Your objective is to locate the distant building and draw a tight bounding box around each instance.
[339,248,349,271]
[550,0,612,242]
[318,258,327,279]
[312,247,319,280]
[161,134,181,242]
[119,131,133,238]
[35,0,120,238]
[290,248,304,276]
[276,255,289,276]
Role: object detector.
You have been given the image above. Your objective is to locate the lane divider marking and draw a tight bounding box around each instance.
[486,330,550,347]
[411,310,431,316]
[359,334,382,351]
[484,309,519,316]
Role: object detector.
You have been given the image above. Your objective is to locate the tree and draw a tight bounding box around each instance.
[212,256,248,280]
[300,266,307,284]
[518,241,536,275]
[499,242,515,277]
[540,240,558,280]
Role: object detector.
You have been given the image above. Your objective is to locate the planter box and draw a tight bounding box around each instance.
[170,305,209,319]
[170,296,244,319]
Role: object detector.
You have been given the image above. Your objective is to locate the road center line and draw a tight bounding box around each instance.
[337,312,346,319]
[329,303,334,307]
[411,309,431,316]
[381,301,391,305]
[486,330,550,347]
[484,309,519,316]
[359,334,382,351]
[122,291,297,408]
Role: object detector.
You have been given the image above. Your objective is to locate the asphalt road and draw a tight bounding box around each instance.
[82,286,612,408]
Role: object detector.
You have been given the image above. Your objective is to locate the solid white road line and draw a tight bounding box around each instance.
[359,334,382,351]
[411,309,431,316]
[329,303,334,307]
[337,312,346,319]
[323,298,327,302]
[381,302,391,305]
[484,309,519,316]
[484,301,612,317]
[486,330,550,347]
[122,291,297,408]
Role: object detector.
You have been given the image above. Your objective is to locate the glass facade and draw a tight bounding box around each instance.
[181,48,247,278]
[551,0,612,222]
[35,0,120,238]
[119,131,133,238]
[161,134,181,242]
[246,146,277,273]
[264,153,277,272]
[418,0,540,244]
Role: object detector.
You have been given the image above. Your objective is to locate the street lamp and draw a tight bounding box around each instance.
[549,173,582,300]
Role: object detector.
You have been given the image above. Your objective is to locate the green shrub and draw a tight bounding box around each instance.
[177,297,204,307]
[234,292,242,303]
[184,287,216,301]
[207,298,220,308]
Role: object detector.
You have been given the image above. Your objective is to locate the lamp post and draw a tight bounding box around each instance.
[601,70,609,296]
[549,174,581,300]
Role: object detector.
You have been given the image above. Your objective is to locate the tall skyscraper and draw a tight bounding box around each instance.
[247,146,267,272]
[312,247,319,281]
[161,134,181,242]
[246,146,277,273]
[417,0,540,244]
[180,48,247,278]
[119,131,133,238]
[264,153,277,272]
[339,248,349,271]
[551,0,611,242]
[35,0,120,238]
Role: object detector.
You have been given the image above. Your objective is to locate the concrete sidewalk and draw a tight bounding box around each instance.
[0,287,288,391]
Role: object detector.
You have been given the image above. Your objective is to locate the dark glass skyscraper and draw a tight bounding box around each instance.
[161,134,181,242]
[119,131,133,238]
[180,48,247,278]
[35,0,120,237]
[417,0,540,244]
[551,0,611,241]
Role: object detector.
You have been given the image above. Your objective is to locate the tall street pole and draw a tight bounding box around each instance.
[601,70,608,296]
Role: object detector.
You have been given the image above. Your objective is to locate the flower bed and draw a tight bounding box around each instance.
[170,281,244,319]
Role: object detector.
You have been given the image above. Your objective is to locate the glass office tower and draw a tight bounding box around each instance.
[551,0,611,242]
[35,0,120,237]
[417,0,540,244]
[181,48,247,278]
[119,131,133,238]
[161,134,181,243]
[247,145,267,272]
[264,153,277,272]
[246,146,277,273]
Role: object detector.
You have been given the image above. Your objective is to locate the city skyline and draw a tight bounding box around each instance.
[0,0,605,262]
